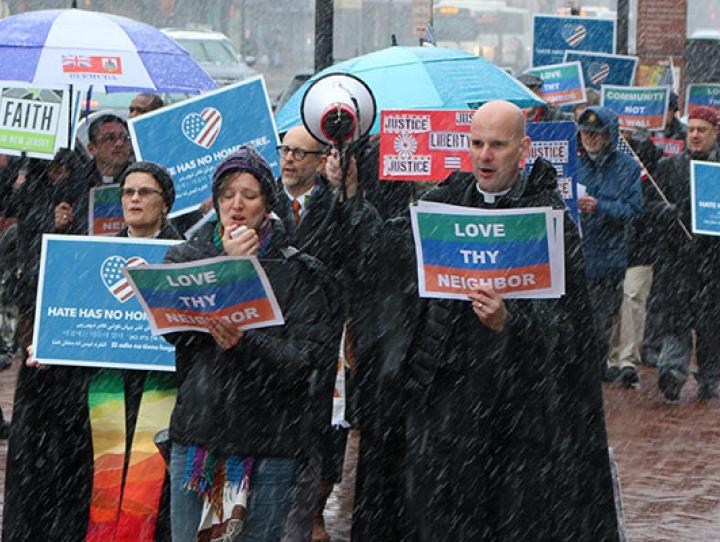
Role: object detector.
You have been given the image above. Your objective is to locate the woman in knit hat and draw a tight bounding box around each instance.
[162,146,341,542]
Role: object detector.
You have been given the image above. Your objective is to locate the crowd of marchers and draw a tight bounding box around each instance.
[0,88,716,542]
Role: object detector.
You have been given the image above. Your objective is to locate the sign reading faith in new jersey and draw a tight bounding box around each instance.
[601,85,669,131]
[129,76,280,218]
[89,184,124,236]
[685,83,720,118]
[0,87,72,159]
[690,161,720,236]
[532,15,616,67]
[524,62,586,106]
[123,256,284,335]
[563,51,638,91]
[379,110,474,181]
[33,235,181,371]
[525,121,579,224]
[410,201,565,300]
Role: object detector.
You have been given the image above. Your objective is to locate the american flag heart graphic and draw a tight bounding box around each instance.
[589,62,610,85]
[100,255,147,303]
[181,108,223,149]
[561,24,587,47]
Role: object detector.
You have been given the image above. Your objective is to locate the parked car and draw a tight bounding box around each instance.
[162,28,258,87]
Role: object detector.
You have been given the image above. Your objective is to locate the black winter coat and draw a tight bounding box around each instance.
[163,219,342,458]
[646,150,715,333]
[364,158,618,541]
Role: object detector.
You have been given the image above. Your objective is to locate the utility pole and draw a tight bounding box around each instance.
[315,0,334,72]
[616,0,629,54]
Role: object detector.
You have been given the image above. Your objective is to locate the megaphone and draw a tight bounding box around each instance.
[300,73,376,146]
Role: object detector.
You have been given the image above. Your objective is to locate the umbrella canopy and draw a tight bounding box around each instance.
[275,46,545,134]
[0,9,216,93]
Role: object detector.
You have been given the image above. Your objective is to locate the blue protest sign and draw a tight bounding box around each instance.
[129,76,280,218]
[533,15,615,67]
[691,161,720,236]
[564,51,638,91]
[33,235,182,370]
[525,121,579,225]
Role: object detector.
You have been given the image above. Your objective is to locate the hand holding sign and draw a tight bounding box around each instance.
[578,195,597,213]
[207,318,244,350]
[55,201,74,229]
[468,287,507,333]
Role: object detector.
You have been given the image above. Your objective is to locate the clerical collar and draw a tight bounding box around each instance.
[475,184,511,203]
[102,175,115,185]
[128,228,161,239]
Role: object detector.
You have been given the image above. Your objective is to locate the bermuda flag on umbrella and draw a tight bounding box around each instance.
[0,9,216,93]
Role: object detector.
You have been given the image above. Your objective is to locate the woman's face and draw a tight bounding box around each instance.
[121,172,167,233]
[217,172,268,232]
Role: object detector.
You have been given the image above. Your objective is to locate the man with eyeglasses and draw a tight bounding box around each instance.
[53,114,132,234]
[274,124,381,542]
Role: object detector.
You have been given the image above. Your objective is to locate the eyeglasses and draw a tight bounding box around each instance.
[121,187,163,198]
[96,133,131,145]
[276,145,325,161]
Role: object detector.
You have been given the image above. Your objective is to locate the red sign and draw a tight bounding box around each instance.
[379,110,474,182]
[651,137,685,157]
[62,55,123,75]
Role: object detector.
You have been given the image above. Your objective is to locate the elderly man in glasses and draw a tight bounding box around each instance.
[274,125,381,542]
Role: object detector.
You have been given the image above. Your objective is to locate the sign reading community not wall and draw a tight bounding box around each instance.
[601,85,669,131]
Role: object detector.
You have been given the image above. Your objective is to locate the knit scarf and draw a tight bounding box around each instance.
[182,448,254,541]
[86,370,176,542]
[212,220,273,258]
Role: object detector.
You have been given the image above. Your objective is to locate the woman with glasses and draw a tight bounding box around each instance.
[83,162,183,542]
[163,146,341,542]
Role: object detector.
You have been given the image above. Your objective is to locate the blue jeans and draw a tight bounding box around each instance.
[170,443,299,542]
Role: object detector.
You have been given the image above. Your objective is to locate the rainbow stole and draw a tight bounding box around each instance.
[86,369,176,542]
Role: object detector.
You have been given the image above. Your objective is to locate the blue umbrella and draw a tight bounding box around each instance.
[0,9,215,94]
[276,46,544,134]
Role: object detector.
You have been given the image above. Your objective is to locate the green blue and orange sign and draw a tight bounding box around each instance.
[601,85,669,131]
[124,256,283,335]
[685,83,720,118]
[89,184,124,235]
[410,202,565,300]
[524,62,586,106]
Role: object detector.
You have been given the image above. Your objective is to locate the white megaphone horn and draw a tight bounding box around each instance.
[300,73,377,146]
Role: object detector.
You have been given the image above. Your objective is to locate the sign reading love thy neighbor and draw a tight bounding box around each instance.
[532,15,615,67]
[410,201,565,300]
[563,51,638,91]
[88,184,124,236]
[0,87,74,159]
[128,76,280,218]
[691,160,720,236]
[123,256,284,335]
[685,83,720,118]
[33,235,181,370]
[601,85,669,131]
[524,62,586,106]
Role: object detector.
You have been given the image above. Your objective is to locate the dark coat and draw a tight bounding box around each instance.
[273,174,382,426]
[364,158,618,541]
[646,149,717,333]
[2,222,182,542]
[163,219,342,458]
